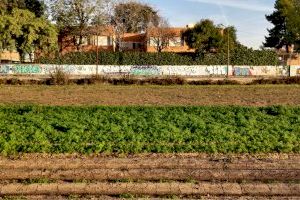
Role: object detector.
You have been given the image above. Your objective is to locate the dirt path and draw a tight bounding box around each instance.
[0,154,299,199]
[1,85,300,106]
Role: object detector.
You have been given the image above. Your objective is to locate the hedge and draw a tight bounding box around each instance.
[39,48,279,66]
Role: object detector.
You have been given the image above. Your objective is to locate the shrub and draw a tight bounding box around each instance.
[49,68,70,85]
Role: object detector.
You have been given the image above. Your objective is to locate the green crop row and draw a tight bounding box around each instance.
[0,106,299,155]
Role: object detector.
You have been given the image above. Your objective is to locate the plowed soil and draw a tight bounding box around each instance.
[1,85,300,106]
[0,154,299,199]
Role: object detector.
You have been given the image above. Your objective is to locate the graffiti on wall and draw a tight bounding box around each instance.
[233,67,253,76]
[0,64,294,77]
[205,66,228,76]
[15,65,41,74]
[0,65,10,74]
[130,66,161,76]
[159,66,228,76]
[0,65,42,74]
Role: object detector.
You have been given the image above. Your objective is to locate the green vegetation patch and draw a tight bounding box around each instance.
[0,106,299,155]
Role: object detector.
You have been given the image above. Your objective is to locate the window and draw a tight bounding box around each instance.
[75,36,88,45]
[169,37,183,47]
[87,36,112,46]
[107,37,112,46]
[132,43,143,49]
[149,37,157,47]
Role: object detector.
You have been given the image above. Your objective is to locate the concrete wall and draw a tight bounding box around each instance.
[290,66,300,76]
[0,64,296,77]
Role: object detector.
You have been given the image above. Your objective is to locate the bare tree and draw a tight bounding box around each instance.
[99,0,125,52]
[50,0,104,52]
[102,0,160,52]
[147,18,177,52]
[114,0,159,33]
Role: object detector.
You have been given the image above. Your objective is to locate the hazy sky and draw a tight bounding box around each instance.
[142,0,276,49]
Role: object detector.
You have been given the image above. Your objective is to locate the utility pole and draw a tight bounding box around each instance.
[96,32,99,76]
[221,25,230,77]
[227,28,230,77]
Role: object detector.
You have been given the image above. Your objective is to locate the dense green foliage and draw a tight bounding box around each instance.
[265,0,300,52]
[39,48,279,66]
[182,19,237,54]
[0,105,299,155]
[0,7,57,62]
[0,0,45,17]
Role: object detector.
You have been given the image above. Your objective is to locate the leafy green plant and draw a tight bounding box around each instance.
[0,105,298,155]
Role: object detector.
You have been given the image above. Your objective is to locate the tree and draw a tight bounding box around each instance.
[100,0,160,52]
[147,18,177,52]
[0,8,57,62]
[50,0,104,51]
[24,0,46,17]
[0,11,21,62]
[113,1,159,33]
[182,19,237,55]
[287,0,300,45]
[264,0,299,53]
[0,0,45,17]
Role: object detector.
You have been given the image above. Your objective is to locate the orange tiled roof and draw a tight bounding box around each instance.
[122,33,146,43]
[85,26,114,36]
[147,27,186,37]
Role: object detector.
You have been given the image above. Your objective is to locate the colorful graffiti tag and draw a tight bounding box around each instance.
[233,67,253,76]
[15,65,41,74]
[0,65,42,74]
[130,66,161,76]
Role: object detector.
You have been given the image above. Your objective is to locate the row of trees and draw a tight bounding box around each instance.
[48,0,171,52]
[2,0,299,63]
[0,0,170,60]
[0,0,241,61]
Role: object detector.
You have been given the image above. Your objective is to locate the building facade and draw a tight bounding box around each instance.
[59,26,195,55]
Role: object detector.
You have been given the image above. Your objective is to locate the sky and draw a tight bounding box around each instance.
[141,0,276,49]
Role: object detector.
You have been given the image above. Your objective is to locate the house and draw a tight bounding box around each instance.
[0,50,20,63]
[59,25,195,54]
[59,26,115,55]
[146,27,194,53]
[288,54,300,66]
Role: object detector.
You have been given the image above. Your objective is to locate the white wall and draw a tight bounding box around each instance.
[0,64,293,77]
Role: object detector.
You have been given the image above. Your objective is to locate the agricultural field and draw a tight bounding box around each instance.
[1,84,300,106]
[0,85,299,199]
[0,105,299,154]
[0,154,298,199]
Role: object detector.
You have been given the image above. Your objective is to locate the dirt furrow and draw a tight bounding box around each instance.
[0,156,299,170]
[0,169,298,182]
[0,182,298,196]
[2,196,300,200]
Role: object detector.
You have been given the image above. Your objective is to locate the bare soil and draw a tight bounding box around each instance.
[0,154,299,198]
[0,182,299,196]
[0,85,300,106]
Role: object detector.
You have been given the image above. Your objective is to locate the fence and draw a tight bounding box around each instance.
[0,64,299,77]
